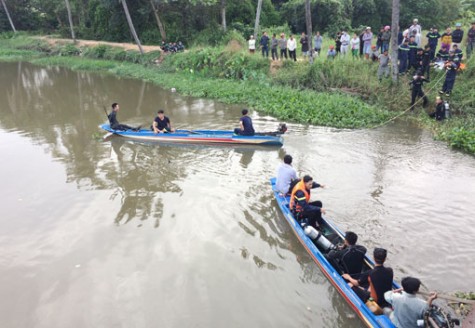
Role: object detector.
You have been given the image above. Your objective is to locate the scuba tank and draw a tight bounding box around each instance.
[303,225,336,252]
[444,101,450,119]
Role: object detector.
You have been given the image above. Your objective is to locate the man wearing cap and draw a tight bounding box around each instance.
[452,23,464,49]
[409,19,422,46]
[381,26,391,52]
[467,22,475,59]
[362,27,373,59]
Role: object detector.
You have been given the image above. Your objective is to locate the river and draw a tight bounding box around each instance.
[0,61,474,328]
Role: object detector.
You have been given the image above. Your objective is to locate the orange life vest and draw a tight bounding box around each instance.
[289,179,310,212]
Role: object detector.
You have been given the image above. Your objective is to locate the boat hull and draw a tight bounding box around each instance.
[100,124,283,146]
[270,177,396,328]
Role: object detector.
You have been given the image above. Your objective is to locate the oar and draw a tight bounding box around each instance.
[419,291,475,305]
[102,105,109,120]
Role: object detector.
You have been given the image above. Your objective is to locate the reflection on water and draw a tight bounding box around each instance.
[1,61,475,328]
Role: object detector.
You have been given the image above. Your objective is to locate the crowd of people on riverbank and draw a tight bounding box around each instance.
[249,20,475,110]
[275,155,440,327]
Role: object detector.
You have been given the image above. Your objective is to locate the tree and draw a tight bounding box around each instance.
[64,0,76,42]
[120,0,144,54]
[220,0,226,32]
[390,0,399,82]
[254,0,263,39]
[305,0,312,60]
[1,0,16,33]
[149,0,166,41]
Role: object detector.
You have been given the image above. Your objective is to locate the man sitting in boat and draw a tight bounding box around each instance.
[342,247,394,309]
[275,155,298,195]
[384,277,437,328]
[289,175,326,229]
[152,110,175,133]
[326,231,366,277]
[234,109,255,136]
[108,103,139,131]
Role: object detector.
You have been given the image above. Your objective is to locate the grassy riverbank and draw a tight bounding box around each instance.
[0,33,474,153]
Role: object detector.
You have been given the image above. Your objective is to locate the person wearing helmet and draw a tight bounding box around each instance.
[452,23,464,48]
[381,26,391,52]
[370,45,380,62]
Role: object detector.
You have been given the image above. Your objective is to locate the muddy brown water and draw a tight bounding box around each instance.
[1,62,474,328]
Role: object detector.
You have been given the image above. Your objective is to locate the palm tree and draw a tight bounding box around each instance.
[1,0,17,33]
[120,0,144,54]
[64,0,76,42]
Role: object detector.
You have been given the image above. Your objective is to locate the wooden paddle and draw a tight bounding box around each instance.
[419,291,475,305]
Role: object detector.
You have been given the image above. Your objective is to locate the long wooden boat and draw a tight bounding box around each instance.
[270,177,398,328]
[100,124,285,146]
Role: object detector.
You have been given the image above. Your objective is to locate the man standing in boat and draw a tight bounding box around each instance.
[289,175,326,229]
[234,109,255,136]
[152,110,175,133]
[108,103,139,131]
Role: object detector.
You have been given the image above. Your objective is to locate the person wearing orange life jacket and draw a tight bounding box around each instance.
[290,175,326,229]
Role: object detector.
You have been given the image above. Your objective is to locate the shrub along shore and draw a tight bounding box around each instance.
[0,33,474,154]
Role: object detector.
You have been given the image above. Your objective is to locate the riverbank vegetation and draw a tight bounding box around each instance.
[2,32,475,153]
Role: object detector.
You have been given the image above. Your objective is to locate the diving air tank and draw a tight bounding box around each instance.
[303,226,336,252]
[444,101,450,119]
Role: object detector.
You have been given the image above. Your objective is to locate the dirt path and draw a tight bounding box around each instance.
[35,36,163,53]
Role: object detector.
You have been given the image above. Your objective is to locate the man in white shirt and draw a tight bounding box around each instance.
[287,35,297,61]
[340,31,351,55]
[275,155,298,195]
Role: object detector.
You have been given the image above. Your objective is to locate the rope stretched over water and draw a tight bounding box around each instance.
[367,69,448,130]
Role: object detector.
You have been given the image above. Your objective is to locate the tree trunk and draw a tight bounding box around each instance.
[64,0,76,42]
[121,0,144,54]
[253,0,263,39]
[221,0,226,32]
[1,0,17,33]
[149,0,166,41]
[390,0,400,82]
[305,0,313,62]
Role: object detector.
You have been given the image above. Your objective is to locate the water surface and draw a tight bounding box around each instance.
[1,62,474,328]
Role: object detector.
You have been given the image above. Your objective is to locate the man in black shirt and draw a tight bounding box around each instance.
[343,248,394,308]
[326,231,366,277]
[234,109,255,136]
[409,70,429,109]
[152,110,175,133]
[108,103,138,131]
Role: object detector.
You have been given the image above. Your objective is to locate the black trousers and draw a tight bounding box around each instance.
[288,50,297,61]
[300,200,323,228]
[280,49,287,59]
[411,89,428,107]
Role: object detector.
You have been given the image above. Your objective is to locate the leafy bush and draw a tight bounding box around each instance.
[59,44,81,56]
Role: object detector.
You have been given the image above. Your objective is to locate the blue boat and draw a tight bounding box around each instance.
[270,177,398,328]
[100,124,285,147]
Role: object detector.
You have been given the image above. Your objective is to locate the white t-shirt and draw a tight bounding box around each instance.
[287,38,297,51]
[248,39,256,50]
